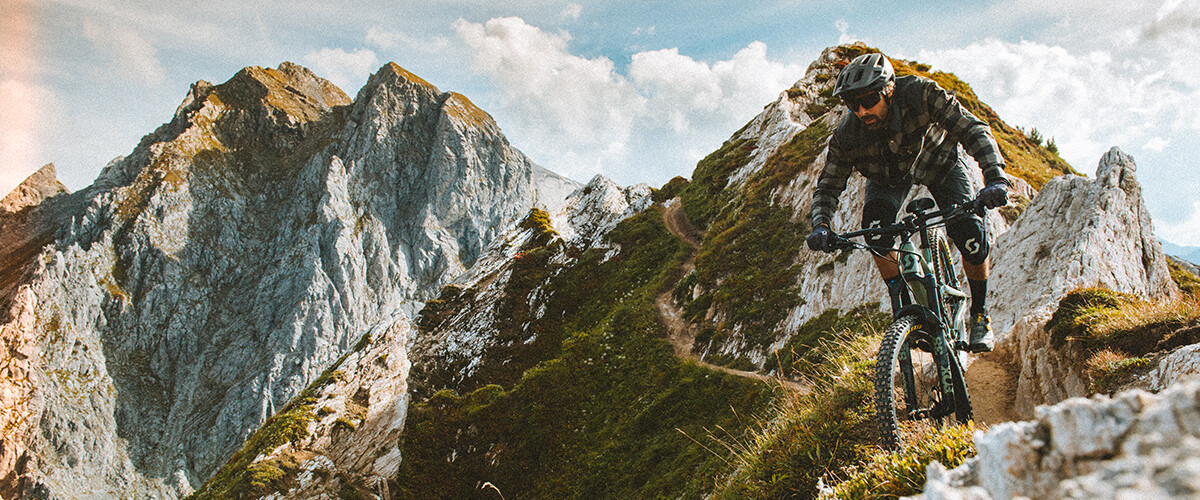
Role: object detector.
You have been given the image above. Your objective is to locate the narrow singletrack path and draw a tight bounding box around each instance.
[657,198,806,392]
[965,352,1020,425]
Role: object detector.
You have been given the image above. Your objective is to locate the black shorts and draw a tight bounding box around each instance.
[861,157,990,265]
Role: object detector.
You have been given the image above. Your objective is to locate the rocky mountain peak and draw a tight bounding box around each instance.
[986,146,1179,419]
[443,91,498,130]
[377,62,440,93]
[0,58,577,498]
[1,163,67,213]
[991,147,1177,339]
[213,62,351,124]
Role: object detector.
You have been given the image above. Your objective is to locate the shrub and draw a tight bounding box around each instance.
[653,176,690,203]
[1085,349,1151,394]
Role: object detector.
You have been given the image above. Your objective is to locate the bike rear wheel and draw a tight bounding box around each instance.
[874,314,949,450]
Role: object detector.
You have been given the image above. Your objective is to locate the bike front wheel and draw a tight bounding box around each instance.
[874,314,955,450]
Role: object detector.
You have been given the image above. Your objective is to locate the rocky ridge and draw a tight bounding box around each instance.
[233,44,1170,499]
[0,61,577,498]
[668,44,1025,368]
[988,147,1180,418]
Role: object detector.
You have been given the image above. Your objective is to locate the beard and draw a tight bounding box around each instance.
[861,114,885,130]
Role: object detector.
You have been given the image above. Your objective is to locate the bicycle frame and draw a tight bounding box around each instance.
[832,198,976,421]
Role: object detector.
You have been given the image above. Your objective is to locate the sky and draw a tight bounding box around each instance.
[1,0,1198,246]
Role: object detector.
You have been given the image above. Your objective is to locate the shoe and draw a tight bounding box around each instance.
[967,313,994,353]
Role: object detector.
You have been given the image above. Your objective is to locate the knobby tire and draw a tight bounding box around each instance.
[874,313,972,450]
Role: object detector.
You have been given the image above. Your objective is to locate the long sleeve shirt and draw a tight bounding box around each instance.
[810,75,1008,228]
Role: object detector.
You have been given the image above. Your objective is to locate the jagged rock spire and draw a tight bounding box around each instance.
[1,163,67,213]
[990,146,1178,338]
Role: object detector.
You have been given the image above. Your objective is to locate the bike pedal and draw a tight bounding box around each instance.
[954,340,970,352]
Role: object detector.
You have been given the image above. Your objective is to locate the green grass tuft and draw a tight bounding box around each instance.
[713,330,882,499]
[1169,259,1200,297]
[829,423,975,499]
[1047,287,1200,394]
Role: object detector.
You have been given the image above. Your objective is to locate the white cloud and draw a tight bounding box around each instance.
[81,20,165,85]
[1143,136,1170,152]
[630,42,804,132]
[917,38,1196,176]
[365,26,451,53]
[835,19,858,44]
[453,17,806,184]
[559,3,582,21]
[454,17,646,180]
[301,47,379,94]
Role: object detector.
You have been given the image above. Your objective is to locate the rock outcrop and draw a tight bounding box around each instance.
[912,378,1200,499]
[987,147,1180,417]
[0,163,69,499]
[0,61,577,498]
[409,174,653,396]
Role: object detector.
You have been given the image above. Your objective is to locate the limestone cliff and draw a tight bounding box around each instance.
[195,174,654,498]
[0,61,576,498]
[989,147,1180,418]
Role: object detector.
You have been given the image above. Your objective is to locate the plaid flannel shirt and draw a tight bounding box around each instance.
[810,75,1008,228]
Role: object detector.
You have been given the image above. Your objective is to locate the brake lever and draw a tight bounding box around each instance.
[972,200,987,217]
[827,235,854,253]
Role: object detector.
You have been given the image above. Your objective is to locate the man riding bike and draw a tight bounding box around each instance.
[805,52,1010,353]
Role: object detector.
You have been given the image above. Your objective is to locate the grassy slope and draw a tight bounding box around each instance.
[397,208,776,499]
[670,43,1073,498]
[673,122,831,363]
[673,44,1075,368]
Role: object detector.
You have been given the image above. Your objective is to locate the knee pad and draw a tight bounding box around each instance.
[861,198,900,248]
[947,217,989,265]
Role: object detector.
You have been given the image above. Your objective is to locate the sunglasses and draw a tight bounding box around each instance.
[843,90,883,111]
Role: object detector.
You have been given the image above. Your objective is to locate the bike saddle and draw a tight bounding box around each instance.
[906,197,935,214]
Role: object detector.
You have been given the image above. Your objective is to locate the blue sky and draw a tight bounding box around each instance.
[2,0,1198,246]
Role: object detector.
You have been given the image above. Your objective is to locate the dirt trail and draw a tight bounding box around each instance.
[966,352,1021,426]
[657,198,806,392]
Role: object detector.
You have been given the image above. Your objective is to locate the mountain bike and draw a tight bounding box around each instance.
[828,196,985,449]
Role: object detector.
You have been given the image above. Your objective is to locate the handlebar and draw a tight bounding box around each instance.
[825,195,988,254]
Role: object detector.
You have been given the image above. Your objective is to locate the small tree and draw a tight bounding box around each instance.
[1028,127,1044,147]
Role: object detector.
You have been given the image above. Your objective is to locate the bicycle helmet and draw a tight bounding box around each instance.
[833,53,895,99]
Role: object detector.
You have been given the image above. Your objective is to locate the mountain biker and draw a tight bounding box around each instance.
[805,52,1010,353]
